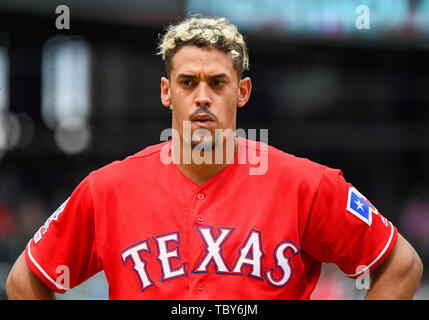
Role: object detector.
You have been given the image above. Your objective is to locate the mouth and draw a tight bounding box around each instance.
[191,113,216,127]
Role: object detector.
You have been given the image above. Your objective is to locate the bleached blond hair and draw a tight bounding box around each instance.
[157,15,249,79]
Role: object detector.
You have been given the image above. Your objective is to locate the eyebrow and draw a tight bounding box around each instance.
[177,74,197,79]
[209,73,228,79]
[176,73,229,79]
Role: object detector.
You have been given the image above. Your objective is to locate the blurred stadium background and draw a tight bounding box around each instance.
[0,0,428,299]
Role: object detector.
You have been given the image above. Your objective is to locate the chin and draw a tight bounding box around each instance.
[191,138,217,151]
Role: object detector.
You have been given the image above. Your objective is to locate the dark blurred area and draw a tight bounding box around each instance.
[0,0,428,299]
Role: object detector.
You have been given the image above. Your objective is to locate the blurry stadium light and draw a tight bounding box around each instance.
[0,47,30,160]
[0,112,21,148]
[0,46,19,160]
[0,47,8,113]
[0,46,8,157]
[54,117,91,155]
[41,36,92,154]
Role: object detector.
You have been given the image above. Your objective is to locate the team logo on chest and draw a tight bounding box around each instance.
[121,227,300,291]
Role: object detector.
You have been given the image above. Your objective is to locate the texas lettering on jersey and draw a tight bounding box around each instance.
[121,227,300,291]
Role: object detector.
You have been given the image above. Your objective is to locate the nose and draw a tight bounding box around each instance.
[194,83,211,108]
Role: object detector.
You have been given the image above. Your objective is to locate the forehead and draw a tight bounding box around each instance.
[169,45,235,77]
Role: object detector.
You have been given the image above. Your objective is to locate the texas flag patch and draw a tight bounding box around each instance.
[346,187,377,227]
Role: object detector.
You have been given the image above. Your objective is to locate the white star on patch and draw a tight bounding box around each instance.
[347,187,372,227]
[354,199,364,211]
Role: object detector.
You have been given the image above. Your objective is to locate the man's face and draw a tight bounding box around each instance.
[161,45,251,149]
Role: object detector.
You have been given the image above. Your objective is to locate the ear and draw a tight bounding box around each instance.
[237,77,252,108]
[160,77,171,108]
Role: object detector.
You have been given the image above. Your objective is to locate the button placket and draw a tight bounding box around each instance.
[197,192,205,200]
[197,214,205,223]
[195,191,206,224]
[191,189,208,297]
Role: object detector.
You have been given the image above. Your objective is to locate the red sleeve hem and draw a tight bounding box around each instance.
[368,225,398,274]
[346,223,398,279]
[25,240,68,294]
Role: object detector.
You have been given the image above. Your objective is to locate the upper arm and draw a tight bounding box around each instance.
[6,250,55,300]
[302,168,398,277]
[22,175,102,294]
[366,232,423,299]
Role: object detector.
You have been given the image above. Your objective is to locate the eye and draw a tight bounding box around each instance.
[212,79,225,87]
[181,79,195,87]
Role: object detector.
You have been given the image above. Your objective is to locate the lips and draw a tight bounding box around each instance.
[191,113,215,122]
[191,113,216,128]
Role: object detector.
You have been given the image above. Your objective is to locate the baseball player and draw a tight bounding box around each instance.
[6,16,422,300]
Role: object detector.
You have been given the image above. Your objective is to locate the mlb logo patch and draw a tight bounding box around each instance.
[346,187,375,227]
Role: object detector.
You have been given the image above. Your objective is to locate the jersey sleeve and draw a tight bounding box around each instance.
[25,174,102,293]
[301,167,398,278]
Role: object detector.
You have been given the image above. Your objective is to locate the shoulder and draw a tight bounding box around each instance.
[270,145,325,173]
[239,138,346,197]
[87,141,169,185]
[240,138,330,179]
[273,145,330,187]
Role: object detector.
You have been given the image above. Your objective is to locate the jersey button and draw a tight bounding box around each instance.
[197,214,205,223]
[197,192,205,200]
[197,282,205,291]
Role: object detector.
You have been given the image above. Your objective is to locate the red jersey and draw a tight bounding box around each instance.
[25,138,397,299]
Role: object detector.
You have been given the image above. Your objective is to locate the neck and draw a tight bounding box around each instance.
[171,136,238,185]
